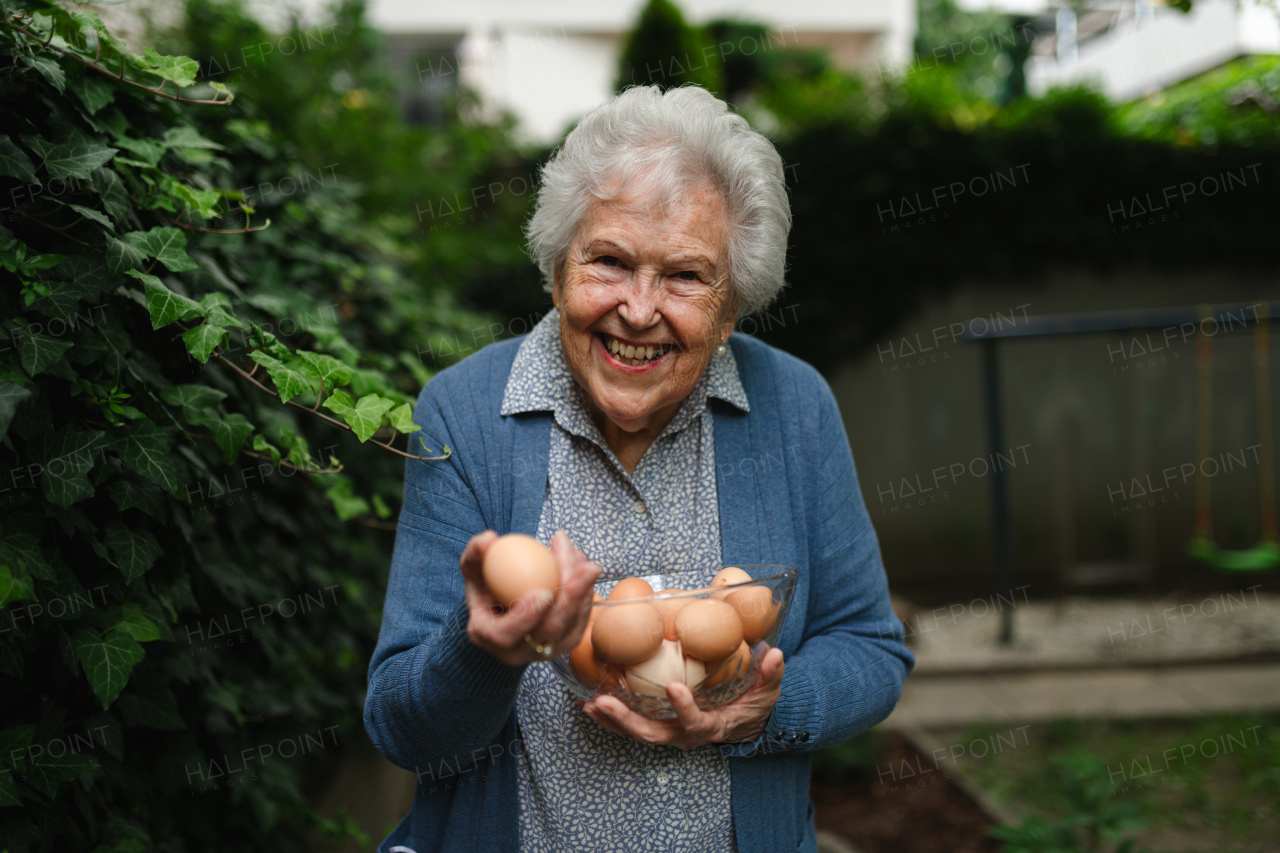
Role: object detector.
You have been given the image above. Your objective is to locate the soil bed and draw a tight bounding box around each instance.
[810,731,1000,853]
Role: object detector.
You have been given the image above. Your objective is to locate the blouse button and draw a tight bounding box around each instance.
[800,732,811,742]
[656,772,670,786]
[774,731,785,740]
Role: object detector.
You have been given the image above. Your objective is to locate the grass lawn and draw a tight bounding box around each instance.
[926,713,1280,853]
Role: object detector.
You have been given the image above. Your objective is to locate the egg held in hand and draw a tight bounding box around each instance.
[674,599,744,662]
[591,602,664,665]
[568,623,613,688]
[625,639,688,697]
[481,534,559,609]
[652,589,692,641]
[703,640,752,690]
[723,585,780,644]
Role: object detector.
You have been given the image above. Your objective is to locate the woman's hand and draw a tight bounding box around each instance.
[460,530,601,666]
[582,647,785,750]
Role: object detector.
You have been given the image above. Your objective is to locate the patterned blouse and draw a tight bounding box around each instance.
[499,309,751,853]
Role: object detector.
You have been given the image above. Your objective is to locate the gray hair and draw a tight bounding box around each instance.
[525,85,791,318]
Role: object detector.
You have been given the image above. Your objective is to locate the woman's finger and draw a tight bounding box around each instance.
[665,682,721,742]
[458,530,498,585]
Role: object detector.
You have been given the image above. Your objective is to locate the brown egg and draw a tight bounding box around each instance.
[608,577,655,600]
[591,602,664,665]
[625,639,686,697]
[653,589,692,641]
[709,566,752,601]
[704,640,752,689]
[674,599,744,661]
[724,586,780,644]
[569,623,610,687]
[588,592,606,625]
[482,534,559,609]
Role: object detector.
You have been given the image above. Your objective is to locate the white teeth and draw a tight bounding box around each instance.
[645,345,654,359]
[624,344,635,359]
[604,334,669,364]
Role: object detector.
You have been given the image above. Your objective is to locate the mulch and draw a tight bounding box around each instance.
[810,732,1003,853]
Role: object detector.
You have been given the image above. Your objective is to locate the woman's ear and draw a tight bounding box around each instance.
[719,289,743,341]
[551,264,563,308]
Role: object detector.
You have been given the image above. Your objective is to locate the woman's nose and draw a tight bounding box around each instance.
[615,276,662,329]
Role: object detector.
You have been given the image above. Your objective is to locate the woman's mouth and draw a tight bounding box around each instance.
[598,333,673,367]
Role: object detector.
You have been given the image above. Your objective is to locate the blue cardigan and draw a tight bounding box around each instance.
[364,331,913,853]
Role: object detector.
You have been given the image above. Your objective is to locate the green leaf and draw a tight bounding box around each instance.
[387,402,421,434]
[73,627,145,710]
[0,525,55,582]
[110,421,180,496]
[106,238,146,276]
[198,292,244,328]
[115,603,161,642]
[70,73,116,115]
[62,202,116,232]
[278,426,310,469]
[21,54,66,93]
[168,180,222,218]
[25,750,97,798]
[19,332,75,377]
[104,522,162,583]
[297,350,355,393]
[133,271,202,328]
[0,135,37,183]
[161,383,226,416]
[107,478,166,520]
[323,391,395,442]
[251,433,281,466]
[324,476,370,522]
[180,323,227,363]
[0,381,33,441]
[123,227,199,272]
[91,168,130,227]
[0,563,36,608]
[162,126,224,151]
[40,427,106,509]
[139,47,199,88]
[207,413,254,464]
[112,136,166,168]
[33,140,117,180]
[249,351,315,403]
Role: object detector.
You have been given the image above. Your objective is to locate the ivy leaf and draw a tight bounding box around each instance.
[0,135,37,183]
[131,271,202,328]
[0,563,36,608]
[123,227,199,272]
[386,402,421,434]
[0,525,55,582]
[104,522,162,583]
[62,202,116,232]
[168,181,222,218]
[139,47,199,88]
[160,384,226,418]
[199,292,244,328]
[31,140,117,180]
[278,426,310,469]
[107,479,166,520]
[323,476,370,522]
[91,168,131,227]
[297,351,355,393]
[19,332,75,378]
[249,351,315,403]
[0,381,33,441]
[251,434,281,467]
[206,413,254,464]
[323,391,394,442]
[106,239,146,276]
[70,73,116,115]
[73,627,145,709]
[40,427,106,509]
[109,421,180,496]
[180,323,226,363]
[112,136,166,168]
[20,55,66,93]
[25,751,98,798]
[162,126,224,151]
[115,603,161,642]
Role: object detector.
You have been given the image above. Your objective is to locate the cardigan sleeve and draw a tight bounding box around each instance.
[363,380,527,775]
[719,372,913,758]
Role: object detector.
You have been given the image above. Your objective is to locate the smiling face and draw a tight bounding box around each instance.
[553,180,740,438]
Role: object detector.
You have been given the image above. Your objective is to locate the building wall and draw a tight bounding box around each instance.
[819,268,1279,598]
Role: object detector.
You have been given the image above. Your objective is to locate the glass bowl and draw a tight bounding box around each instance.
[550,564,798,720]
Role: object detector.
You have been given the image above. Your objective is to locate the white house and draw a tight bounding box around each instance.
[960,0,1280,100]
[334,0,917,144]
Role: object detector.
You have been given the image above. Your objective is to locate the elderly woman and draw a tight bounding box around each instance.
[365,85,912,853]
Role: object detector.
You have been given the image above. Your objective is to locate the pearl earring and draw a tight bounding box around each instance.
[716,342,727,356]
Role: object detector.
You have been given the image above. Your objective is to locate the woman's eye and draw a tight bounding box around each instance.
[597,256,619,267]
[675,270,699,281]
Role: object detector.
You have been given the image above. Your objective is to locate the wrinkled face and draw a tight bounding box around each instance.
[553,181,739,435]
